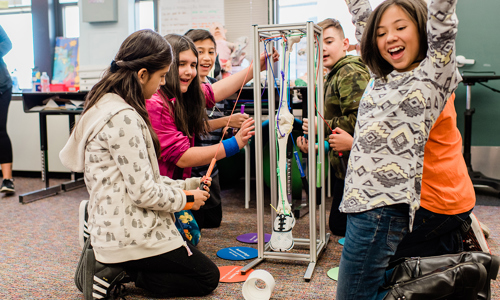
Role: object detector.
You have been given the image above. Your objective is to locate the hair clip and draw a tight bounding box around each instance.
[110,60,120,73]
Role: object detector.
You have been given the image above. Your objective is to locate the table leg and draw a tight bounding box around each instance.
[19,113,61,203]
[61,114,85,192]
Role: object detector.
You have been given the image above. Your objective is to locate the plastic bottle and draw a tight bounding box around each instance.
[41,72,50,92]
[11,69,21,93]
[32,67,41,92]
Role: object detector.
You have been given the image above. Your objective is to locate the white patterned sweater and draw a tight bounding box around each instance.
[60,93,200,263]
[340,0,461,230]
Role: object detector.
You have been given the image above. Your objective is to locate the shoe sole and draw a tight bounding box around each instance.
[79,200,90,249]
[471,212,490,253]
[0,187,15,194]
[84,248,96,300]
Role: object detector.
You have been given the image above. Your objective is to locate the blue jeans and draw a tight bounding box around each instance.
[389,207,471,265]
[336,204,409,300]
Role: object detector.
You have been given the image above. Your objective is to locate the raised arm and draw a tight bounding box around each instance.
[345,0,373,44]
[211,48,279,102]
[426,0,460,94]
[176,117,255,167]
[207,113,249,131]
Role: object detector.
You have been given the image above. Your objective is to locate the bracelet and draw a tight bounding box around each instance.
[222,136,240,157]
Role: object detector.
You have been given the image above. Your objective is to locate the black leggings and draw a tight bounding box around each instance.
[329,176,347,236]
[117,242,220,297]
[191,172,223,229]
[0,87,12,164]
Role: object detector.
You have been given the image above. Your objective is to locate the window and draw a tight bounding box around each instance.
[276,0,383,80]
[0,2,34,89]
[278,0,384,44]
[58,0,79,38]
[135,0,156,31]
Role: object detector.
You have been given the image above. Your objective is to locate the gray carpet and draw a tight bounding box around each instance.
[0,177,499,299]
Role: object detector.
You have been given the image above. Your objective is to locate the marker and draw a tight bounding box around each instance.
[240,104,245,114]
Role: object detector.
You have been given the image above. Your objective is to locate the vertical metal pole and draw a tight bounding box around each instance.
[268,0,276,25]
[253,25,265,256]
[306,21,317,262]
[466,85,471,110]
[245,144,251,209]
[317,25,326,243]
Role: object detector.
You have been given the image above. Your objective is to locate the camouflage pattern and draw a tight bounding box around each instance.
[324,55,370,179]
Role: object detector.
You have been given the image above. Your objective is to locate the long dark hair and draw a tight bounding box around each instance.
[361,0,428,78]
[160,34,208,138]
[83,29,173,156]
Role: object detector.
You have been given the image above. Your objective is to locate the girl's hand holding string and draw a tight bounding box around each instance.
[235,117,255,148]
[190,176,212,210]
[200,176,212,189]
[328,127,353,152]
[228,113,249,128]
[259,47,279,71]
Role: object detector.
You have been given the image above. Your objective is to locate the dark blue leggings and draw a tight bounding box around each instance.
[0,87,12,164]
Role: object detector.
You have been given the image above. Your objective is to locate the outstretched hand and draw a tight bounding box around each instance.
[297,136,309,153]
[296,136,318,154]
[302,117,318,135]
[329,127,353,152]
[228,113,250,128]
[260,47,279,71]
[235,117,255,148]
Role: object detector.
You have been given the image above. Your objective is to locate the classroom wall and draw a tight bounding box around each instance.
[455,0,500,178]
[78,0,135,68]
[224,0,268,63]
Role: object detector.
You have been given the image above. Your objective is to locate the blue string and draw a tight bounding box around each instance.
[264,40,286,138]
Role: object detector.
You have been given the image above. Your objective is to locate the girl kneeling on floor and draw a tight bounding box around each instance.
[60,29,219,299]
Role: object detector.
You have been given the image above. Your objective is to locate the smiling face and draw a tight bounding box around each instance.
[141,65,170,99]
[178,49,198,93]
[322,27,349,71]
[194,39,216,82]
[376,4,422,73]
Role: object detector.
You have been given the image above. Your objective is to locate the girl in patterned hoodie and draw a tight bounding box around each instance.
[60,29,219,299]
[335,0,480,299]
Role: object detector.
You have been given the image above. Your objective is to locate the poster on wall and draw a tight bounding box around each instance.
[52,37,79,87]
[158,0,224,35]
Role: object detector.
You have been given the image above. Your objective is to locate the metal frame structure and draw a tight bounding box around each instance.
[240,21,329,281]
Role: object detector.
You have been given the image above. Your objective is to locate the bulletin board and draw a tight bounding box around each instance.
[158,0,224,35]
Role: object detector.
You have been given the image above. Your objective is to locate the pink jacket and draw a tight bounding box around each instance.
[146,84,215,179]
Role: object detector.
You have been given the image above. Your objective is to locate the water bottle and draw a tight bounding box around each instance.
[32,67,40,92]
[11,69,21,93]
[41,72,50,92]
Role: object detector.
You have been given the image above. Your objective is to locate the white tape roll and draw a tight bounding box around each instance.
[242,270,275,300]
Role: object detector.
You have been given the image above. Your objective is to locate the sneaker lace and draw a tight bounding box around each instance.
[277,214,287,231]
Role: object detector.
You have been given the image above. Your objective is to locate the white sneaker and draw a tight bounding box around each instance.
[480,221,491,239]
[462,212,490,254]
[269,213,296,252]
[79,200,90,249]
